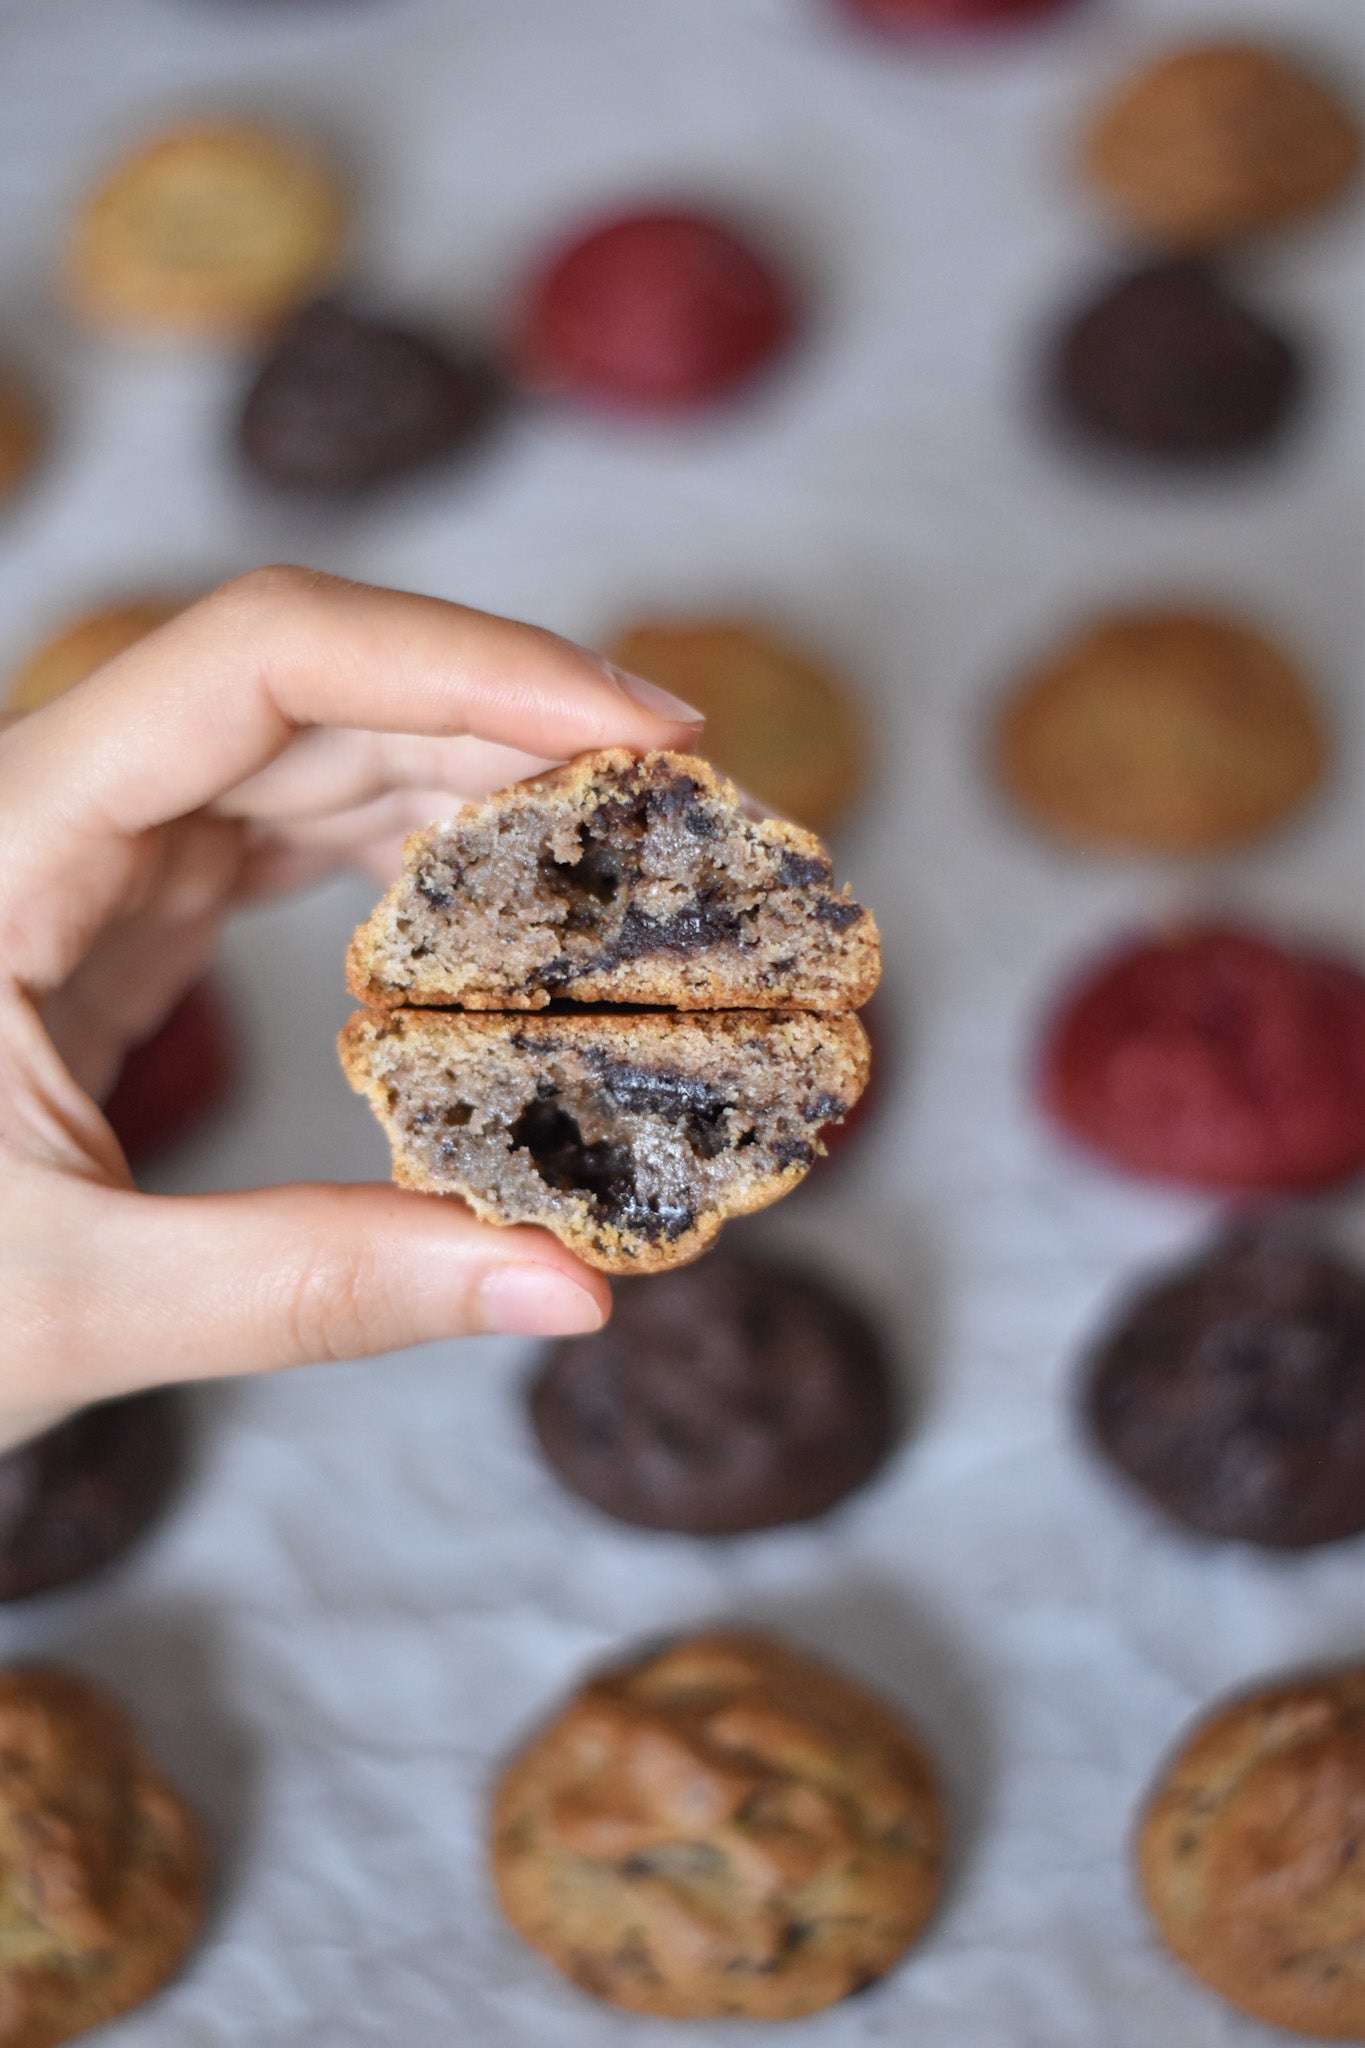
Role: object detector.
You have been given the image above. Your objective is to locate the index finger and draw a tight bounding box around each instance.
[0,567,702,860]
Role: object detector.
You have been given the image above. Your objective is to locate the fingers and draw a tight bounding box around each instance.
[0,569,703,868]
[2,1172,611,1434]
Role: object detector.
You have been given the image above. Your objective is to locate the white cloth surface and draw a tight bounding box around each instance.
[0,0,1363,2040]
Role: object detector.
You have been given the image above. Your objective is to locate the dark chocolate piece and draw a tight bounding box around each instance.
[530,1251,897,1532]
[1083,1230,1365,1548]
[0,1390,187,1600]
[240,299,504,492]
[1053,261,1301,463]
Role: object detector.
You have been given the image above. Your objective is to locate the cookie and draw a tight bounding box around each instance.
[1084,44,1361,249]
[239,299,504,492]
[530,1251,896,1532]
[1084,1230,1365,1549]
[1039,926,1365,1193]
[1138,1669,1365,2037]
[0,1665,205,2047]
[516,209,795,414]
[7,599,179,713]
[69,122,347,338]
[0,1391,186,1602]
[491,1629,944,2018]
[835,0,1076,32]
[995,610,1327,855]
[605,622,868,835]
[340,1008,869,1273]
[0,377,40,506]
[105,981,235,1169]
[1053,260,1301,463]
[348,750,879,1013]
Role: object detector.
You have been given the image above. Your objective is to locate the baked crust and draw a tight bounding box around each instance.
[491,1630,944,2019]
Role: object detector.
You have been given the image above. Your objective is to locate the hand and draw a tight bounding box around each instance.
[0,567,703,1450]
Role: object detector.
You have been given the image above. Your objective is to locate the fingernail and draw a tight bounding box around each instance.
[478,1265,604,1337]
[603,663,705,726]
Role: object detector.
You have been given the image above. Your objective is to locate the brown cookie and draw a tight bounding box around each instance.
[0,378,40,506]
[1083,1230,1365,1549]
[1084,43,1361,249]
[491,1629,944,2019]
[0,1665,205,2048]
[347,749,879,1013]
[339,1008,869,1273]
[8,599,180,713]
[605,621,868,834]
[995,609,1327,854]
[69,122,347,338]
[530,1251,897,1532]
[1138,1669,1365,2037]
[0,1391,187,1602]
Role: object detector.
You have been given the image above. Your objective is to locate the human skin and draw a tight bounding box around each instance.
[0,568,702,1450]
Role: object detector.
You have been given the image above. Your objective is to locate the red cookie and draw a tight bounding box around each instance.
[105,980,235,1168]
[835,0,1078,35]
[516,209,795,414]
[1039,927,1365,1194]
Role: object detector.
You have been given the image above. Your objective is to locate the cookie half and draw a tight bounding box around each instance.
[1138,1670,1365,2037]
[995,610,1326,855]
[340,1008,868,1272]
[1084,43,1361,249]
[347,750,879,1012]
[69,121,347,338]
[491,1629,944,2019]
[0,1665,205,2048]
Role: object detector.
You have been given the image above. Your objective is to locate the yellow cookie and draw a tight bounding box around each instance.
[994,609,1327,855]
[69,122,347,338]
[607,618,868,834]
[1084,43,1361,248]
[0,378,40,504]
[8,599,180,712]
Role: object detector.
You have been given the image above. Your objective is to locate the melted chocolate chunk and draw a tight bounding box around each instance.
[509,1096,692,1239]
[590,1057,734,1158]
[778,851,832,889]
[814,896,862,932]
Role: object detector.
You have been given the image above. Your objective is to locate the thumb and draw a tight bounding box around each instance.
[10,1176,609,1425]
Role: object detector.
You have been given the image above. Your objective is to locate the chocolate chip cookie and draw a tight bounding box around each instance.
[491,1629,944,2018]
[530,1251,896,1531]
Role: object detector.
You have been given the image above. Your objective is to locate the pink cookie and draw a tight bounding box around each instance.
[836,0,1078,33]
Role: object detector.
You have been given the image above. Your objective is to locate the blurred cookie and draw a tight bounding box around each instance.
[607,621,867,833]
[106,980,236,1168]
[1084,43,1361,248]
[70,122,347,338]
[492,1629,944,2018]
[530,1251,896,1533]
[0,1390,186,1601]
[239,299,504,492]
[1138,1670,1365,2036]
[0,377,40,505]
[1084,1230,1365,1549]
[0,1665,205,2042]
[1054,260,1301,463]
[995,609,1326,854]
[8,599,179,712]
[517,209,795,413]
[835,0,1077,31]
[1039,926,1365,1193]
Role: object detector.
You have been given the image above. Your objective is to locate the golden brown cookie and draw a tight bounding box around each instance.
[606,621,868,834]
[7,599,179,713]
[0,1665,205,2048]
[994,609,1327,855]
[491,1629,944,2018]
[69,122,347,338]
[0,380,40,506]
[1084,43,1361,249]
[1137,1669,1365,2038]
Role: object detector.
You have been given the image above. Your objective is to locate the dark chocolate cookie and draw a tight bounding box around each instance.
[0,1390,187,1600]
[1054,261,1300,463]
[1083,1231,1365,1548]
[529,1250,897,1532]
[240,299,503,492]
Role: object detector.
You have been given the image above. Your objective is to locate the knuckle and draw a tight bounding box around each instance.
[283,1229,393,1365]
